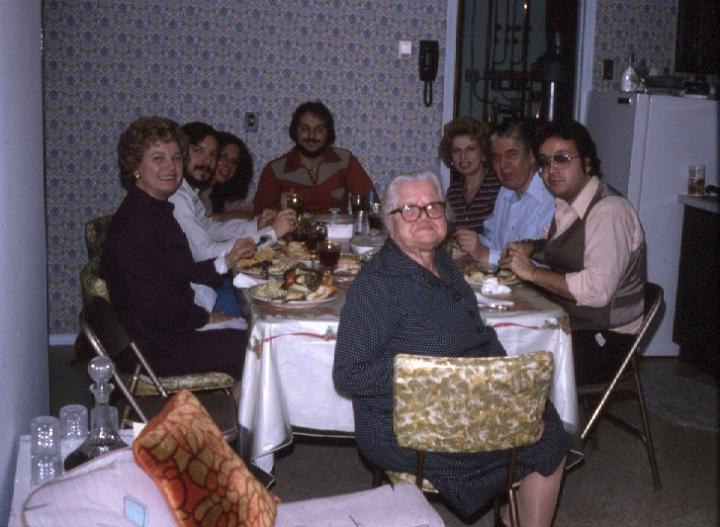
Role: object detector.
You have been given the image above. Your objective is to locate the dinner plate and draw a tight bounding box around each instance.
[247,284,342,306]
[237,258,297,278]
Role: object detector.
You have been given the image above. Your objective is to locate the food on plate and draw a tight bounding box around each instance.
[279,240,312,260]
[496,269,521,286]
[252,268,337,303]
[307,284,336,301]
[235,248,275,270]
[334,253,362,276]
[462,262,520,287]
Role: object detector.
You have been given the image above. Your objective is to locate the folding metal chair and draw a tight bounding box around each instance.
[80,296,239,442]
[578,282,663,490]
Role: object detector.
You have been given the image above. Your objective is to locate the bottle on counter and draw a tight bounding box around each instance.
[63,356,127,471]
[621,53,639,92]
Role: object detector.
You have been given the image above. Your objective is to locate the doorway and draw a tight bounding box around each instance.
[453,0,578,124]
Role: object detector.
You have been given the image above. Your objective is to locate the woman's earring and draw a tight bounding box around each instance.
[133,172,140,181]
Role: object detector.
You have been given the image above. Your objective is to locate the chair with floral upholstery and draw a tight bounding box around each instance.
[74,215,114,363]
[387,351,554,527]
[80,296,238,441]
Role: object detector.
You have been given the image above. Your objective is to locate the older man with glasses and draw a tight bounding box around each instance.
[501,120,646,387]
[453,118,555,268]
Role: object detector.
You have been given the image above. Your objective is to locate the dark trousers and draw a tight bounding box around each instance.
[571,329,635,386]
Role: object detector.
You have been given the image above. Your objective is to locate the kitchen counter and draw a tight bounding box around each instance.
[677,194,720,214]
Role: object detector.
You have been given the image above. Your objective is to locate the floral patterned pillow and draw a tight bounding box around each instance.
[132,390,278,527]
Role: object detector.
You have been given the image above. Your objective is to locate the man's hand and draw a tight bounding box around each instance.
[499,243,536,281]
[224,237,256,268]
[453,229,487,262]
[257,209,277,229]
[271,208,297,238]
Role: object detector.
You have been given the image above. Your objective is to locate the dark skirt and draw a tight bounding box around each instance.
[118,328,247,380]
[354,398,572,518]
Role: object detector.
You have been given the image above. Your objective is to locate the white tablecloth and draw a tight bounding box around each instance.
[238,284,577,475]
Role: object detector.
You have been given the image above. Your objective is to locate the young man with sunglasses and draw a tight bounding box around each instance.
[453,118,555,267]
[501,120,646,386]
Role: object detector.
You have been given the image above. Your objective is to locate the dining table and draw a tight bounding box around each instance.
[235,271,578,477]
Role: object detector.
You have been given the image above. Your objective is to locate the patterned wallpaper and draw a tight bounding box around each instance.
[43,0,447,335]
[592,0,678,91]
[43,0,682,335]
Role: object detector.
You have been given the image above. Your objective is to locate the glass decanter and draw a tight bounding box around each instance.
[64,356,127,471]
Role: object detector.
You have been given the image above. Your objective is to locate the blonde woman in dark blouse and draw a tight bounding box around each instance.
[334,172,570,526]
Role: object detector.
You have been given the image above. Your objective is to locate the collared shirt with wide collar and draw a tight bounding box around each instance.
[479,171,556,265]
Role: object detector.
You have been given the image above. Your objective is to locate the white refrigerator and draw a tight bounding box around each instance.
[584,91,719,356]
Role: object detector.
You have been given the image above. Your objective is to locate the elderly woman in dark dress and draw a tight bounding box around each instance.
[101,116,253,380]
[333,172,570,526]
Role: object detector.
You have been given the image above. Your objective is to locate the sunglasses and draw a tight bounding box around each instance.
[538,153,581,171]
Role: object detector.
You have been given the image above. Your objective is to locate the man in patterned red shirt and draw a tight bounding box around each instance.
[253,101,376,214]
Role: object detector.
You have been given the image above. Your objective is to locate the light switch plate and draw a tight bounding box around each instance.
[398,40,412,59]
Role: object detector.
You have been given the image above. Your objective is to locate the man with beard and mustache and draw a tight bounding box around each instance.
[170,121,296,314]
[453,118,555,268]
[253,101,376,214]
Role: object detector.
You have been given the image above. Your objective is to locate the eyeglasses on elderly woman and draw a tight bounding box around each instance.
[390,201,447,222]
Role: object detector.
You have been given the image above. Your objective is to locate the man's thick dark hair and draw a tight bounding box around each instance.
[535,119,602,178]
[288,100,336,145]
[181,121,219,147]
[210,132,253,214]
[489,118,537,156]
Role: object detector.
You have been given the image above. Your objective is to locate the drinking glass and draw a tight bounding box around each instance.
[287,191,304,214]
[317,240,341,271]
[307,222,328,254]
[368,201,383,234]
[30,416,62,485]
[59,404,89,443]
[348,193,365,215]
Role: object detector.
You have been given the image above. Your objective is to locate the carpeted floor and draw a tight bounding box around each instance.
[50,349,718,526]
[643,372,719,432]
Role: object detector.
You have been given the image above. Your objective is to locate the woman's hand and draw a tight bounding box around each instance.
[257,208,277,229]
[224,237,256,268]
[499,243,536,281]
[271,208,297,238]
[208,312,233,324]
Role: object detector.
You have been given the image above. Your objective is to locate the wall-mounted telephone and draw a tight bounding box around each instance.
[419,40,439,107]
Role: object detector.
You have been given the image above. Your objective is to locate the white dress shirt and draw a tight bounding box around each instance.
[169,179,276,262]
[168,179,276,310]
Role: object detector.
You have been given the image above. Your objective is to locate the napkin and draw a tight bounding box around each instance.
[197,316,248,332]
[480,277,511,296]
[233,272,266,289]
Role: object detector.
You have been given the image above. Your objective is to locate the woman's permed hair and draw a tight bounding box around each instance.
[438,116,490,168]
[117,116,188,189]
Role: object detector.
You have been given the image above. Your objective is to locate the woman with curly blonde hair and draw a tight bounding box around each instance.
[439,116,501,234]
